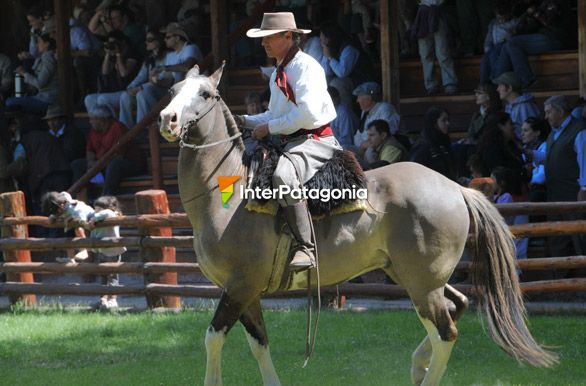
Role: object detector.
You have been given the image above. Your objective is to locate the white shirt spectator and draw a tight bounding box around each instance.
[164,43,203,83]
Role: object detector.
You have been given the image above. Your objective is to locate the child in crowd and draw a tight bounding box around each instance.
[88,195,126,310]
[491,167,528,275]
[42,191,93,263]
[480,2,518,82]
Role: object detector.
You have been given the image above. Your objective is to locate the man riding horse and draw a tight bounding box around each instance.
[236,12,342,271]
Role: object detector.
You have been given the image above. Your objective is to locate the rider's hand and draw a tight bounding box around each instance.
[234,115,245,127]
[252,123,269,140]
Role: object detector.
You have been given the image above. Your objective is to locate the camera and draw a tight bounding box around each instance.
[104,41,119,51]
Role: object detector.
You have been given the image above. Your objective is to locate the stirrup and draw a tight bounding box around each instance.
[289,249,316,272]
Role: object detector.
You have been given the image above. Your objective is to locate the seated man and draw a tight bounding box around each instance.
[237,12,340,271]
[362,119,407,169]
[71,106,142,197]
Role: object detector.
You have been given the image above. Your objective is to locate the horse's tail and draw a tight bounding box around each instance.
[460,187,558,367]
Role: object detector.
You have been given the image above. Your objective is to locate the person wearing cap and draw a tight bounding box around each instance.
[71,106,142,197]
[236,12,340,271]
[352,81,400,162]
[529,95,586,261]
[43,105,86,165]
[154,22,203,86]
[493,71,539,139]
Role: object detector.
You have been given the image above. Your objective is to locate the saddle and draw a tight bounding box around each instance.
[244,141,368,216]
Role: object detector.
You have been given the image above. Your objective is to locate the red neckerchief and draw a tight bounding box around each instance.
[275,46,299,104]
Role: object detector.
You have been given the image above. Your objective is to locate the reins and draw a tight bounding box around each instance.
[179,95,242,150]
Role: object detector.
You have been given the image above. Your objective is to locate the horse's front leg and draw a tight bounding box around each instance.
[205,289,257,386]
[240,298,281,386]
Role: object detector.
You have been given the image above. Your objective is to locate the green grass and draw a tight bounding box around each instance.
[0,307,584,385]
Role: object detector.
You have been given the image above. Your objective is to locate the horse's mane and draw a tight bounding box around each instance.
[219,98,245,153]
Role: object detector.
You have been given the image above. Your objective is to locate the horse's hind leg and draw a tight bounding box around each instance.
[205,290,256,386]
[411,288,458,386]
[410,285,468,384]
[444,284,468,322]
[240,298,281,386]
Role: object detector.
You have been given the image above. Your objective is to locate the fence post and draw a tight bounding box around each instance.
[0,191,36,306]
[135,190,180,309]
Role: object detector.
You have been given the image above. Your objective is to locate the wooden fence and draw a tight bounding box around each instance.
[1,191,586,309]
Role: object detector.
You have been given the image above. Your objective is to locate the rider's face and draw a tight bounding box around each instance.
[261,32,292,62]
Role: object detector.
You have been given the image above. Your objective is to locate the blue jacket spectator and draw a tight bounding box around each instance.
[494,72,540,139]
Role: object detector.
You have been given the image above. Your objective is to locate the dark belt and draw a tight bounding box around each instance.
[281,123,333,142]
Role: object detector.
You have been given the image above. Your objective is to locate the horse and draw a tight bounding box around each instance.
[159,63,557,386]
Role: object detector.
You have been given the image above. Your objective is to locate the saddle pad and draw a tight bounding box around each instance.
[245,199,368,221]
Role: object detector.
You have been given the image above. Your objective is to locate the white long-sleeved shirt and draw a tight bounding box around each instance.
[244,50,336,135]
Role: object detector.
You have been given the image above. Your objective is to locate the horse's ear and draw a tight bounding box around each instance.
[186,64,200,79]
[209,60,226,88]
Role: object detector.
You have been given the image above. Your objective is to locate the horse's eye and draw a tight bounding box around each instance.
[201,91,210,99]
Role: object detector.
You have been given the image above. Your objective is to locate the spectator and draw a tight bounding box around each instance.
[156,22,203,85]
[84,30,140,116]
[6,34,58,116]
[491,166,529,268]
[571,99,586,123]
[42,105,86,166]
[88,195,127,310]
[493,71,540,138]
[9,115,71,223]
[71,106,143,197]
[0,53,12,101]
[454,82,502,178]
[244,92,265,115]
[89,4,145,56]
[480,2,518,82]
[411,0,458,95]
[409,106,456,180]
[364,119,407,169]
[328,86,359,151]
[352,81,400,157]
[119,29,168,129]
[16,6,45,66]
[466,82,503,145]
[494,0,575,88]
[319,20,374,107]
[521,116,549,203]
[534,95,586,260]
[473,111,526,179]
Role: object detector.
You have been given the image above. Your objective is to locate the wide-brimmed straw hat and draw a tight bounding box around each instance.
[246,12,311,38]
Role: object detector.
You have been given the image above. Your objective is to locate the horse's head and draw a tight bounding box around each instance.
[159,62,225,142]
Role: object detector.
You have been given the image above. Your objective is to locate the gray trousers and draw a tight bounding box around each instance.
[273,135,341,206]
[418,17,458,91]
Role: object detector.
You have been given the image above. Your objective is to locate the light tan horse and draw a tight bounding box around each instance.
[159,63,557,386]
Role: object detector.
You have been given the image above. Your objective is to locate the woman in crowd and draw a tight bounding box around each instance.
[410,106,456,180]
[521,116,550,202]
[472,111,526,181]
[319,20,374,108]
[5,33,58,116]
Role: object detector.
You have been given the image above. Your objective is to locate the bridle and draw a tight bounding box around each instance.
[178,95,242,150]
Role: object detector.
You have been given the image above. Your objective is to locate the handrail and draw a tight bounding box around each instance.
[67,1,276,196]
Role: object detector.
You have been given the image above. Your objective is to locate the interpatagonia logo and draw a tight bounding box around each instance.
[218,176,241,208]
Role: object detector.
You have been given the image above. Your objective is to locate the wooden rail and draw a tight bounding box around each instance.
[2,190,586,309]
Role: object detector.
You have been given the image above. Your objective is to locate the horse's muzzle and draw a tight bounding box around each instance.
[159,110,180,142]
